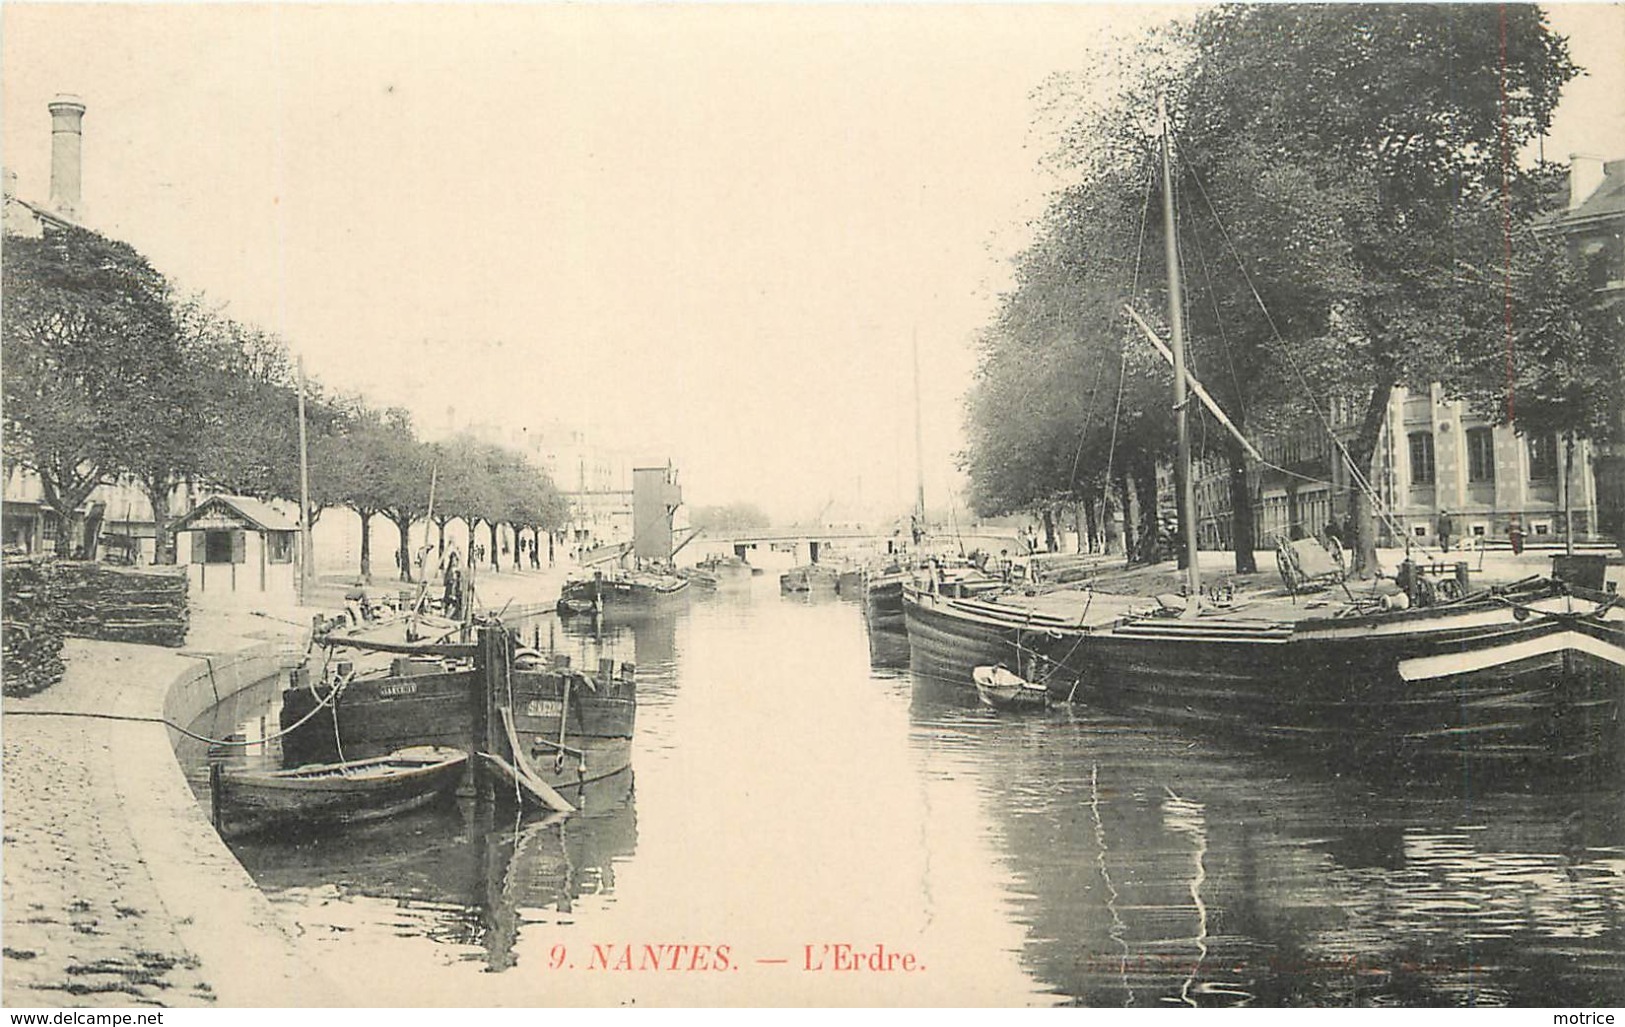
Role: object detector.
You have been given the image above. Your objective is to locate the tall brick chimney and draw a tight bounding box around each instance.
[48,94,85,220]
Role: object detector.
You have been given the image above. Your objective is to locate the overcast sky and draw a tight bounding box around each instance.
[5,3,1622,523]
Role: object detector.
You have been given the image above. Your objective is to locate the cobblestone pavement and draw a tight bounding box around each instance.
[3,721,215,1006]
[2,628,333,1007]
[2,566,568,1008]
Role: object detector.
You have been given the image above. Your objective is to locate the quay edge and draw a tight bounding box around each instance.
[3,619,350,1006]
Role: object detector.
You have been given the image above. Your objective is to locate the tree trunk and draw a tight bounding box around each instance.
[1226,438,1258,574]
[489,521,501,573]
[1347,374,1396,577]
[388,514,414,582]
[1132,461,1161,566]
[1042,508,1057,553]
[1563,431,1575,557]
[1115,470,1136,560]
[1081,499,1096,554]
[39,467,104,559]
[140,477,174,566]
[357,509,374,582]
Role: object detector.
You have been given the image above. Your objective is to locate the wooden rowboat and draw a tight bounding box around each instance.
[212,745,468,839]
[973,664,1050,711]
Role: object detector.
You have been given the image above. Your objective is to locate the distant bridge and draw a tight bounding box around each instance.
[694,527,1025,564]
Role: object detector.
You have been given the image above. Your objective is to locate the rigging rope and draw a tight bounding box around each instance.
[1099,161,1160,541]
[1176,137,1421,555]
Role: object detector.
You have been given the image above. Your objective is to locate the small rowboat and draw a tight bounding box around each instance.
[972,664,1050,711]
[212,745,468,839]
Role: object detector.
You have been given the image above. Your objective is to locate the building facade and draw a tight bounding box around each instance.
[1184,156,1622,554]
[1542,153,1625,539]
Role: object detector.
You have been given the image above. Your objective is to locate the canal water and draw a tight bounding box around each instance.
[177,577,1625,1007]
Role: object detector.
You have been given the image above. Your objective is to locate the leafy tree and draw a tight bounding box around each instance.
[501,458,568,571]
[434,435,502,571]
[117,297,202,564]
[1167,3,1577,571]
[379,433,435,583]
[329,406,419,581]
[2,222,178,556]
[185,310,350,520]
[1455,222,1625,546]
[969,4,1581,576]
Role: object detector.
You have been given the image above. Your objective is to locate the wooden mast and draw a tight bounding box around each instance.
[296,355,314,604]
[912,328,926,538]
[1159,95,1202,613]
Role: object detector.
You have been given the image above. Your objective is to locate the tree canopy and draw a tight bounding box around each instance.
[4,221,569,575]
[963,3,1587,572]
[3,221,181,554]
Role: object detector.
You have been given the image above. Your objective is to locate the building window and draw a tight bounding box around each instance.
[1527,434,1558,481]
[204,530,234,563]
[267,531,294,564]
[202,529,245,564]
[1408,432,1435,486]
[1466,428,1496,483]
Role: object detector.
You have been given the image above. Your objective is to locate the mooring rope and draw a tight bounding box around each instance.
[7,671,351,748]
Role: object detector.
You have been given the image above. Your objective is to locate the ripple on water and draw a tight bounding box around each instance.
[177,586,1625,1006]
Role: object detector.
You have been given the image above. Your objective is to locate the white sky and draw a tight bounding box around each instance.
[5,3,1622,523]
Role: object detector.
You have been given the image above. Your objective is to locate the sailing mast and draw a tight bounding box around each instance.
[1159,95,1202,613]
[912,329,926,540]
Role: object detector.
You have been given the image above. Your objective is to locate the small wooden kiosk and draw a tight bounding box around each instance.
[171,495,301,605]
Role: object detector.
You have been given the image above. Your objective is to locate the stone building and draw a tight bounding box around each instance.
[1187,155,1622,553]
[1541,153,1625,539]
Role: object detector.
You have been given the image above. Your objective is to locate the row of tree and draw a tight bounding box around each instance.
[3,217,570,579]
[963,4,1623,574]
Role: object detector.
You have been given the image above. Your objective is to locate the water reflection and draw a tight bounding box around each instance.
[865,622,910,673]
[177,576,1624,1006]
[478,771,638,972]
[904,682,1625,1006]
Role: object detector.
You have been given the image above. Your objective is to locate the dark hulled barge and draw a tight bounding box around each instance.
[279,623,638,796]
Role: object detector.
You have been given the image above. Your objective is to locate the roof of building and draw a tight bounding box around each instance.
[2,192,72,239]
[1550,159,1625,229]
[170,495,301,533]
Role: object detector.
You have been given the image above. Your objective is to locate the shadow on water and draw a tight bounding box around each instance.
[222,771,638,973]
[904,674,1625,1006]
[865,621,911,675]
[177,609,664,975]
[174,580,1623,1006]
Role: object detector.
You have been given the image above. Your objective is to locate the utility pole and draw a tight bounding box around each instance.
[296,355,314,604]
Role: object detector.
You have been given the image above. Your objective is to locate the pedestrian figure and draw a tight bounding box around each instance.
[1506,518,1526,555]
[442,547,464,619]
[1437,509,1453,554]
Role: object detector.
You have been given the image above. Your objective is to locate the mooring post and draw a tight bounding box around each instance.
[209,762,223,830]
[470,626,501,801]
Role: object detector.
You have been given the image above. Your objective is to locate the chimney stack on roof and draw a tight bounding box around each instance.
[1569,153,1605,211]
[48,93,86,220]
